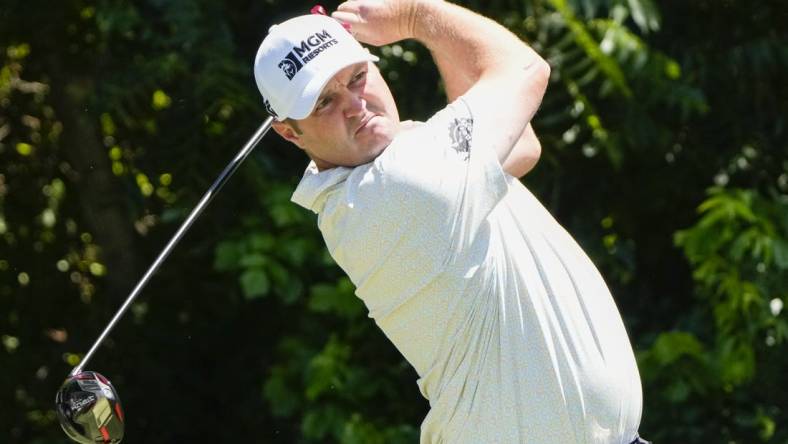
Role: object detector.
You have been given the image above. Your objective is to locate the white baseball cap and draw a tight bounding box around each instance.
[253,14,379,121]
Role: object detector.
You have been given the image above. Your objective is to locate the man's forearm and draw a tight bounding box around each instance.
[409,1,541,84]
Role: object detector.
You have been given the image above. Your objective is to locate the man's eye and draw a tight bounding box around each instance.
[316,96,332,110]
[351,71,367,85]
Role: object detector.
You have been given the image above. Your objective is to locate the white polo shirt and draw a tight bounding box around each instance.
[292,98,643,444]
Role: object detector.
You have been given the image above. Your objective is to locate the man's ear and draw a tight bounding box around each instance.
[272,121,304,148]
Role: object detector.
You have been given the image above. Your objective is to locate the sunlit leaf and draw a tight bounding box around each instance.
[240,269,269,299]
[152,89,172,110]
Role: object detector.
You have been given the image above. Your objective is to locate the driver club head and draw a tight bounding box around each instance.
[55,371,125,443]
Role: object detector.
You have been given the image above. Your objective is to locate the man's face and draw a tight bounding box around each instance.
[273,61,400,170]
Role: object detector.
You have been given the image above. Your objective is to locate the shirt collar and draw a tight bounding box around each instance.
[290,122,422,213]
[291,161,353,213]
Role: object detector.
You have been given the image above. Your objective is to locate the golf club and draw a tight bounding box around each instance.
[55,116,274,443]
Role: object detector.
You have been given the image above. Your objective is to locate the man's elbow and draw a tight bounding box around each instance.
[542,58,552,78]
[521,53,551,95]
[500,48,551,98]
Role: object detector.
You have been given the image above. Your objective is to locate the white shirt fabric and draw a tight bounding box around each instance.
[291,98,643,444]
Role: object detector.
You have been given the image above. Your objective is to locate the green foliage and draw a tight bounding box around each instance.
[308,278,365,319]
[673,188,788,386]
[637,187,788,442]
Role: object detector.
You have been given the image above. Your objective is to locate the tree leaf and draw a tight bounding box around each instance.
[240,269,269,299]
[214,241,241,271]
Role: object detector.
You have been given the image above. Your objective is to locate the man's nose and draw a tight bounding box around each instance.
[343,91,365,119]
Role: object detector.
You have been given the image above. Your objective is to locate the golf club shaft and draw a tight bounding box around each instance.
[70,117,275,376]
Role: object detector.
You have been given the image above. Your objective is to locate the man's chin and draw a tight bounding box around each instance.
[365,139,393,163]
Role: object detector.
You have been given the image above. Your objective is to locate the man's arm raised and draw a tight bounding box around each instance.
[333,0,550,169]
[431,25,542,179]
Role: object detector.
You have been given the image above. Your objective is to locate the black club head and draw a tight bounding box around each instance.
[55,371,125,443]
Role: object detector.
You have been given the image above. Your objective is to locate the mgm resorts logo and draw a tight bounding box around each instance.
[279,30,339,80]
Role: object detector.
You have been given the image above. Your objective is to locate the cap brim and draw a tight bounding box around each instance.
[288,51,379,120]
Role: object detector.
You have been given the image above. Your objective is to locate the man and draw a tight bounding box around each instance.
[253,1,647,443]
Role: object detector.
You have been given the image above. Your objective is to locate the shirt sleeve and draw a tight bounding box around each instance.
[376,96,509,263]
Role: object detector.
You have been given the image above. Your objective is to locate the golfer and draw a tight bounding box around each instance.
[254,1,647,443]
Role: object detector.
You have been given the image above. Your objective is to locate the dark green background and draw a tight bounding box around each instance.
[1,0,787,442]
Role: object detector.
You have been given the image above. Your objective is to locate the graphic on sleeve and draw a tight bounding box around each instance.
[449,117,473,161]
